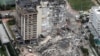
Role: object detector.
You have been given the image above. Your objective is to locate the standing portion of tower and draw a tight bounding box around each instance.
[16,0,40,44]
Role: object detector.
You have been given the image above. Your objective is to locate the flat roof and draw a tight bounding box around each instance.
[16,0,39,13]
[0,24,9,44]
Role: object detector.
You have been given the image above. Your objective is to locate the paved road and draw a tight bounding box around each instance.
[92,0,99,6]
[0,10,16,17]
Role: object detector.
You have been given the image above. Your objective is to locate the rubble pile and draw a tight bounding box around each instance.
[35,0,83,56]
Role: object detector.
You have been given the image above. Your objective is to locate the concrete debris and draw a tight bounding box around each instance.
[34,0,83,56]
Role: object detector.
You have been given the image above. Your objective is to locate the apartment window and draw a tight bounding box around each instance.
[25,30,27,32]
[29,21,31,23]
[29,23,32,25]
[97,28,100,29]
[33,24,36,26]
[33,27,36,29]
[29,16,31,19]
[25,35,27,38]
[25,15,27,18]
[32,37,35,38]
[33,35,36,37]
[97,23,100,24]
[29,29,31,32]
[33,31,36,32]
[28,36,30,38]
[33,14,37,16]
[29,15,32,16]
[33,17,37,19]
[32,28,35,30]
[25,21,27,23]
[33,22,37,24]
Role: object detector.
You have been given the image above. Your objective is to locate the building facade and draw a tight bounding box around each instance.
[16,0,40,43]
[16,0,66,44]
[90,6,100,35]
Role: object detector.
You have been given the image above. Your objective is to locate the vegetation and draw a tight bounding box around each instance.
[68,0,94,11]
[3,22,18,56]
[6,43,18,56]
[7,19,16,25]
[89,33,95,47]
[0,5,15,10]
[0,46,8,56]
[80,46,89,56]
[0,40,8,56]
[0,14,2,19]
[0,42,18,56]
[7,19,17,41]
[0,21,2,23]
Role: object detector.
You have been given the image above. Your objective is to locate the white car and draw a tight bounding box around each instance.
[27,46,32,49]
[28,49,32,53]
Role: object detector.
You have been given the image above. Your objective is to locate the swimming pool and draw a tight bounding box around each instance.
[94,39,100,45]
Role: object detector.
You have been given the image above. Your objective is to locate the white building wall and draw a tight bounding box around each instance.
[90,6,100,35]
[37,6,42,37]
[23,16,26,40]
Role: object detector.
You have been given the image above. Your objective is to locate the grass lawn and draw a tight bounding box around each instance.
[68,0,94,11]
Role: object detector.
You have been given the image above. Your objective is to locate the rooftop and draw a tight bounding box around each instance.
[16,0,39,13]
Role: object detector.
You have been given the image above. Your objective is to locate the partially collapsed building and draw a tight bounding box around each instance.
[16,0,85,56]
[16,0,40,43]
[16,0,66,43]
